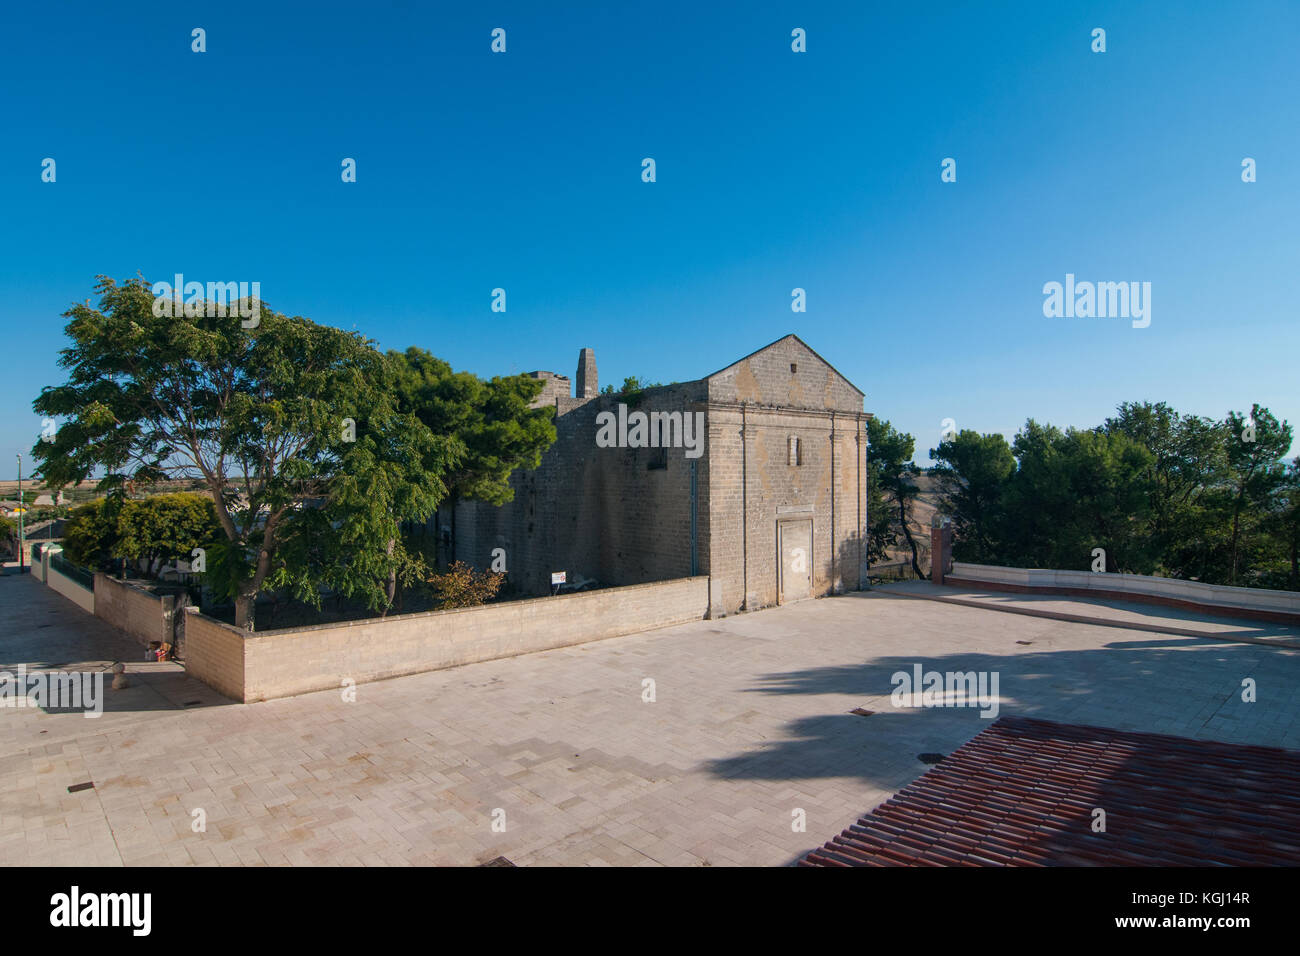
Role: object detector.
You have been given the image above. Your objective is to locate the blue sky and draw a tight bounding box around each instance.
[2,0,1297,478]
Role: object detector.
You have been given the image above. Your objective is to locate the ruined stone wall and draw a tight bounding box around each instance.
[454,382,709,597]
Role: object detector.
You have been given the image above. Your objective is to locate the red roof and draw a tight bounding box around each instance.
[801,715,1300,866]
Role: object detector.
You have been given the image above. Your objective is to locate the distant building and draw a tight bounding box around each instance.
[437,334,872,617]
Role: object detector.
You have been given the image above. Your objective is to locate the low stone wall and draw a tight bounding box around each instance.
[947,563,1300,625]
[182,610,246,701]
[186,575,711,702]
[93,573,176,648]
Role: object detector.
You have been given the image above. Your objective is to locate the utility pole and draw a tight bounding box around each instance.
[16,453,24,572]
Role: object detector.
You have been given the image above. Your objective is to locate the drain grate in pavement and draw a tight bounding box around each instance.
[480,856,516,867]
[1016,640,1033,645]
[849,708,875,717]
[67,781,95,793]
[917,753,945,765]
[181,700,203,707]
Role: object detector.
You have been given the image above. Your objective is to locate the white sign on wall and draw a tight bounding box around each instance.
[551,571,567,585]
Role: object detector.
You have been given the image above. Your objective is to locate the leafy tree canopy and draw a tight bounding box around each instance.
[32,276,455,629]
[388,347,557,508]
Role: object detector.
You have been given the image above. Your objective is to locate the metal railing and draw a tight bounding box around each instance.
[49,553,94,591]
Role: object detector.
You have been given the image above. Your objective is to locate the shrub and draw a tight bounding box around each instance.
[428,561,505,609]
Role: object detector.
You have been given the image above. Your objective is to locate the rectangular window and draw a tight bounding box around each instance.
[788,436,802,466]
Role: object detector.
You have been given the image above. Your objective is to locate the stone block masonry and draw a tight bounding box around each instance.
[452,334,871,619]
[184,575,710,702]
[93,573,178,649]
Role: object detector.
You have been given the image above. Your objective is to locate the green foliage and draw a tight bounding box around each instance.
[1221,406,1294,585]
[32,276,455,628]
[926,399,1295,588]
[61,498,123,569]
[599,375,672,406]
[1002,423,1156,573]
[117,493,222,568]
[388,347,557,507]
[930,430,1015,563]
[865,463,892,565]
[1261,457,1300,591]
[386,347,557,607]
[1102,401,1229,579]
[428,560,505,609]
[867,417,924,576]
[59,492,221,573]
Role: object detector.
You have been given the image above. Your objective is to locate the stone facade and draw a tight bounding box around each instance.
[447,334,871,617]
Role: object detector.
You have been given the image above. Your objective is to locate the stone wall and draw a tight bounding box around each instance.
[454,382,709,596]
[947,563,1300,625]
[182,609,246,700]
[705,336,869,615]
[184,575,710,702]
[93,573,174,648]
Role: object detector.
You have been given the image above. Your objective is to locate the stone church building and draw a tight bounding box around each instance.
[438,334,872,618]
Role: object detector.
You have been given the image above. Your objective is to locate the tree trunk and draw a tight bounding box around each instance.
[897,493,923,579]
[382,537,397,616]
[1290,532,1298,592]
[1229,501,1243,585]
[235,590,256,632]
[450,499,457,566]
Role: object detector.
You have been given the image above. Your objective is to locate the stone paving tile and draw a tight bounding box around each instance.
[4,576,1300,866]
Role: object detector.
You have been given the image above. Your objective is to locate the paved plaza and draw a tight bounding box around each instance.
[2,573,1299,866]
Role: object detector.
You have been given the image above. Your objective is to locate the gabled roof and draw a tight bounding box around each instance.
[704,333,865,397]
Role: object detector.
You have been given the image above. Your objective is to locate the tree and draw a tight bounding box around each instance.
[864,456,895,565]
[61,498,123,570]
[1222,405,1293,585]
[0,515,16,557]
[600,376,667,404]
[116,493,222,575]
[867,417,924,578]
[1001,422,1155,573]
[59,492,221,577]
[929,430,1015,563]
[1263,457,1300,591]
[1102,401,1228,579]
[32,276,456,630]
[388,348,556,570]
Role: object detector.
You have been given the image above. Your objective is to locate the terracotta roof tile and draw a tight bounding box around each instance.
[800,715,1300,867]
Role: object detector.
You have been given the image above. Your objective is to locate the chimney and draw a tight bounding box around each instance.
[576,348,597,398]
